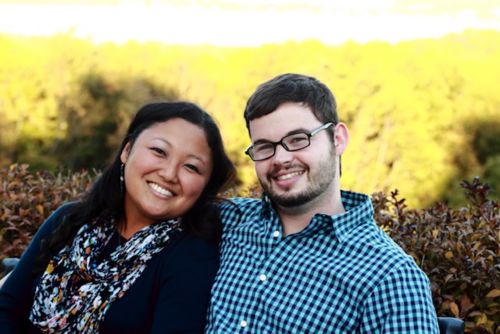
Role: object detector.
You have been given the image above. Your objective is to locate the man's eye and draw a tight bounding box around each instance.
[254,143,274,153]
[288,136,308,145]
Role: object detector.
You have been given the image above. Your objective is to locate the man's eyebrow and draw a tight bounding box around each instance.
[252,128,310,144]
[286,128,310,136]
[252,138,274,145]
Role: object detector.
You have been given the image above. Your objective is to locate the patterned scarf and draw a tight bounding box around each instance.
[29,217,181,334]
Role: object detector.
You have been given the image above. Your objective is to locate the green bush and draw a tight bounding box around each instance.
[2,31,500,206]
[1,164,499,333]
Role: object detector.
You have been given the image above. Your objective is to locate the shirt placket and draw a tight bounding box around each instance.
[238,215,335,333]
[235,215,284,333]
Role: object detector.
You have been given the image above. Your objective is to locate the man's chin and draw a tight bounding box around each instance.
[261,181,313,207]
[268,192,313,208]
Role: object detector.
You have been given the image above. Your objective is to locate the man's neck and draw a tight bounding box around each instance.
[276,188,345,237]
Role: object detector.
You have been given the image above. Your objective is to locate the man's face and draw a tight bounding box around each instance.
[248,102,337,208]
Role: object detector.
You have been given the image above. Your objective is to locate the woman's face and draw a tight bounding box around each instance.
[120,118,213,227]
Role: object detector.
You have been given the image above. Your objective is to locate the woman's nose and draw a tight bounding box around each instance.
[158,163,179,183]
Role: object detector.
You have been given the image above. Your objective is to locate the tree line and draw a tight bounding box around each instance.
[0,30,499,207]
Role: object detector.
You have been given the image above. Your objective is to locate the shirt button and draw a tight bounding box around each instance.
[273,230,280,237]
[240,320,248,328]
[259,274,267,282]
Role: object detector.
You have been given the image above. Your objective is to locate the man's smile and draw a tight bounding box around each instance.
[274,170,304,181]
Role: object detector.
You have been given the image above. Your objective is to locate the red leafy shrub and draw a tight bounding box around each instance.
[1,165,499,332]
[373,178,499,333]
[0,164,95,257]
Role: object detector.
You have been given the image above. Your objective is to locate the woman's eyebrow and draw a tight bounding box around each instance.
[187,153,207,165]
[152,137,172,147]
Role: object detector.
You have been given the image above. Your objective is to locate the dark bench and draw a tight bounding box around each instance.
[438,317,465,334]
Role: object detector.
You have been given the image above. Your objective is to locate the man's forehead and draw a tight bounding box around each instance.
[248,103,321,141]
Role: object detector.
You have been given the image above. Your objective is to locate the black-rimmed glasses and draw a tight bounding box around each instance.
[245,122,334,161]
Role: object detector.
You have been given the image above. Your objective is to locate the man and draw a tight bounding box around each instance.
[206,73,439,333]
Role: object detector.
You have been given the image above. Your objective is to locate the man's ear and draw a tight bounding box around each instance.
[334,122,349,156]
[120,142,131,164]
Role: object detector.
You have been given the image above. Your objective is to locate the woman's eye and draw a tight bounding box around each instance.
[185,164,200,173]
[150,147,166,156]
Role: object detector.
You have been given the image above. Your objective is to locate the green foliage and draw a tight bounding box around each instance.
[55,72,178,170]
[472,121,500,165]
[0,30,499,206]
[483,156,500,200]
[1,165,498,332]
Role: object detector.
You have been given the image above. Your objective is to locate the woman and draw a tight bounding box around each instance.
[0,102,235,333]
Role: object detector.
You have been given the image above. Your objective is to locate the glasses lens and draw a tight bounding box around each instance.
[283,133,310,151]
[251,142,275,160]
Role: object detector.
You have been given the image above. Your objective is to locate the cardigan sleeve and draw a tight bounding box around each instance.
[0,204,73,333]
[149,236,219,334]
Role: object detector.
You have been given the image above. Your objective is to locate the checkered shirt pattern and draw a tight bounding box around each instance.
[206,190,439,333]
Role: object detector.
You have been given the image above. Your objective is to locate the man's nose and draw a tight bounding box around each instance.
[271,144,293,165]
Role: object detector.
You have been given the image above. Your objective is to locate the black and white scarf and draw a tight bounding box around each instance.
[29,217,181,333]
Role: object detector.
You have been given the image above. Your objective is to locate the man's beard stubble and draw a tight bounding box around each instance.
[260,152,337,208]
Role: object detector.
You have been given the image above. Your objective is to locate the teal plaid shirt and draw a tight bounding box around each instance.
[206,190,439,333]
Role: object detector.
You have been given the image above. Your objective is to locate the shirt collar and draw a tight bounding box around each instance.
[258,190,374,242]
[260,193,274,220]
[330,190,374,242]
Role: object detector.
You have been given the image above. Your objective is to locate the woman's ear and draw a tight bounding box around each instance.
[120,142,131,164]
[334,122,349,156]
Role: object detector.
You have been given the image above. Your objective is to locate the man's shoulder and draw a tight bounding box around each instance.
[219,197,262,212]
[218,197,263,228]
[339,221,420,276]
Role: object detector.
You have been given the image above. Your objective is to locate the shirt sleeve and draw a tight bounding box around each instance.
[149,236,219,334]
[0,204,72,333]
[359,260,440,333]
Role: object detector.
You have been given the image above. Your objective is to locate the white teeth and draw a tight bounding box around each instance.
[276,171,302,180]
[149,183,173,197]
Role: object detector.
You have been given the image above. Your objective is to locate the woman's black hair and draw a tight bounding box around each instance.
[37,102,235,272]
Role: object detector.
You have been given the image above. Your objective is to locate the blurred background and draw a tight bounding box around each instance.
[0,0,499,207]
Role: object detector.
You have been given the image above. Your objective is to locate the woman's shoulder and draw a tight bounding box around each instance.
[164,232,218,261]
[33,202,78,238]
[142,232,219,296]
[47,201,77,221]
[152,231,219,275]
